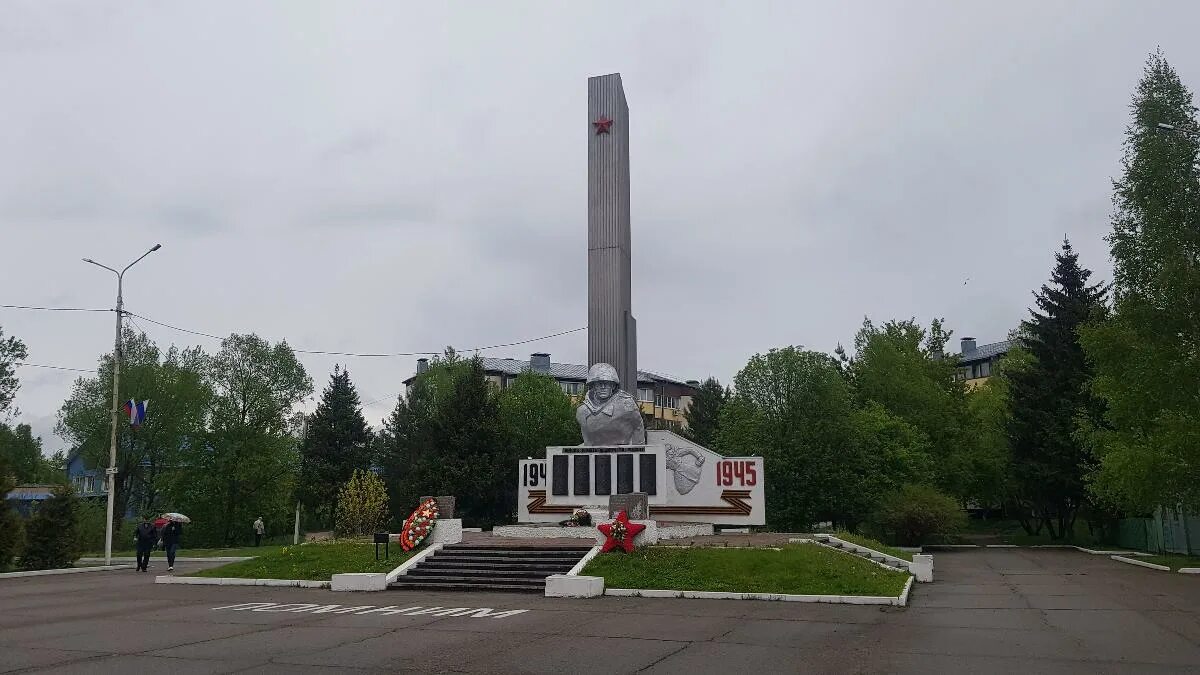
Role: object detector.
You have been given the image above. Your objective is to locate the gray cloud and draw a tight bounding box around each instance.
[2,1,1197,451]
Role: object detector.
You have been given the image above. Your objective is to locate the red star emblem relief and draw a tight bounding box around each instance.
[593,115,614,135]
[597,510,646,553]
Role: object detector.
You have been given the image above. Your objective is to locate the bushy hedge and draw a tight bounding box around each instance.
[872,484,965,546]
[20,486,81,570]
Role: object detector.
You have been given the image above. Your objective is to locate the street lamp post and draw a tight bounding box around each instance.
[83,244,162,566]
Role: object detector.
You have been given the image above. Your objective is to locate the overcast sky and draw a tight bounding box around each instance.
[3,1,1199,452]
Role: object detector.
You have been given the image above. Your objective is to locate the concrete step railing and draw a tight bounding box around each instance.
[812,534,933,582]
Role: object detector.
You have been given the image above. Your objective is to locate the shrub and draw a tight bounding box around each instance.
[334,469,390,538]
[872,484,966,546]
[0,502,23,570]
[21,485,82,570]
[73,498,109,553]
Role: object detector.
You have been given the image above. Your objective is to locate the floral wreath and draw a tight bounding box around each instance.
[400,498,439,551]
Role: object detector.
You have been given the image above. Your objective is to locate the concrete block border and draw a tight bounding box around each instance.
[155,575,328,588]
[386,543,442,583]
[1111,555,1170,571]
[546,574,604,597]
[566,544,603,577]
[810,534,930,581]
[0,564,134,579]
[331,572,388,591]
[1178,567,1200,574]
[604,579,911,606]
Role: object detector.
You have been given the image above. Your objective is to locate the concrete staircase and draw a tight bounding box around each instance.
[389,544,594,593]
[813,536,910,572]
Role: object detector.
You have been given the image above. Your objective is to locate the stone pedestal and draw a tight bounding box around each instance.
[911,554,934,582]
[427,518,463,545]
[608,493,649,519]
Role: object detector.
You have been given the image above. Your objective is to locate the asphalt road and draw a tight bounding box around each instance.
[2,549,1199,674]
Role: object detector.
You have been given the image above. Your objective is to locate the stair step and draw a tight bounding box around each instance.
[389,580,545,593]
[406,568,552,579]
[430,555,582,565]
[434,550,588,558]
[442,545,593,552]
[394,573,546,584]
[420,559,573,569]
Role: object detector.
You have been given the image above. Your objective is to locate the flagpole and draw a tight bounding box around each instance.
[83,244,161,567]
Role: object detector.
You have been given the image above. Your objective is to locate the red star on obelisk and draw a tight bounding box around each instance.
[592,115,614,135]
[597,510,646,553]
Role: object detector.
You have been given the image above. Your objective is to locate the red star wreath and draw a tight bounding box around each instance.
[598,510,646,553]
[400,498,439,551]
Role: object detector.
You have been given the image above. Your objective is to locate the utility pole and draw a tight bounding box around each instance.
[83,244,162,566]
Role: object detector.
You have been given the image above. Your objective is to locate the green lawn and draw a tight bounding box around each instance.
[83,546,280,559]
[1138,554,1200,571]
[834,531,914,562]
[190,542,413,580]
[583,544,909,597]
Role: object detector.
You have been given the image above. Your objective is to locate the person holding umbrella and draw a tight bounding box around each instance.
[160,512,189,571]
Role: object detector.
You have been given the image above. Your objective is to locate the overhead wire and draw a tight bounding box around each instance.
[125,310,585,358]
[1,304,113,312]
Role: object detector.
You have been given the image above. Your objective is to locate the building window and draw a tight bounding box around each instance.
[654,393,681,410]
[979,361,991,378]
[637,387,653,402]
[559,381,584,396]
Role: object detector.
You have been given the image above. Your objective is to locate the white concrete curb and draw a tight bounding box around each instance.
[985,544,1018,548]
[1178,567,1200,574]
[898,575,914,606]
[78,556,251,564]
[0,564,134,579]
[1071,547,1149,556]
[603,587,907,605]
[385,543,441,583]
[154,575,329,588]
[1111,555,1170,571]
[567,544,603,576]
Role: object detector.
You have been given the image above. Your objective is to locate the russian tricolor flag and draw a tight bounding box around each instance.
[124,400,148,428]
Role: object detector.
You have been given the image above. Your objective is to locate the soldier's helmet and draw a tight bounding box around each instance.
[585,363,620,387]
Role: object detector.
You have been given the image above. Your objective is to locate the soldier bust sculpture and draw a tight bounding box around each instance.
[576,363,647,446]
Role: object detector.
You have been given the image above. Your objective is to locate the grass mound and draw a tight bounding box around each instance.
[190,541,412,580]
[833,531,914,561]
[583,544,908,597]
[1138,554,1200,571]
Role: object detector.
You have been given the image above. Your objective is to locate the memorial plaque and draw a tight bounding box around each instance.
[419,495,456,519]
[639,454,657,495]
[552,455,569,496]
[595,455,612,495]
[573,456,591,496]
[609,492,648,520]
[616,454,634,494]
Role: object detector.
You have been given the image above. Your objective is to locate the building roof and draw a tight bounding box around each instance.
[404,356,693,387]
[5,485,58,501]
[960,340,1014,364]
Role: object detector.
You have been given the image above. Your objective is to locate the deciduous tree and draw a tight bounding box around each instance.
[1082,50,1200,513]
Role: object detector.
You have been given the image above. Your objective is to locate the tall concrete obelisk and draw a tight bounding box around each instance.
[587,73,637,396]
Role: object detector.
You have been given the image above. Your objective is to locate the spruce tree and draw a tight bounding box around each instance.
[297,366,372,526]
[1081,51,1200,512]
[1009,239,1107,539]
[683,377,729,449]
[20,486,80,570]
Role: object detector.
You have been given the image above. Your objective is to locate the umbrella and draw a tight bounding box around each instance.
[161,512,191,523]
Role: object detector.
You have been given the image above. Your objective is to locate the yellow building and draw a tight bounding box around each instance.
[405,353,699,431]
[954,337,1013,389]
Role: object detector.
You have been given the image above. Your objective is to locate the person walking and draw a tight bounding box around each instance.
[253,517,265,547]
[162,519,183,571]
[133,515,157,572]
